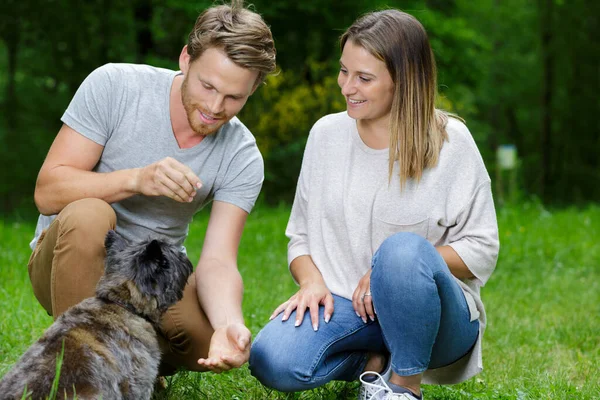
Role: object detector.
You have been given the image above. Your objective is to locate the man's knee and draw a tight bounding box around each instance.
[57,199,116,251]
[28,199,115,315]
[59,198,116,233]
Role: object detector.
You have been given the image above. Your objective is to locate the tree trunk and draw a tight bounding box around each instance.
[1,15,20,133]
[135,0,154,64]
[539,0,554,200]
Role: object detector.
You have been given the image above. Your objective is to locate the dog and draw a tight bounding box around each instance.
[0,230,193,400]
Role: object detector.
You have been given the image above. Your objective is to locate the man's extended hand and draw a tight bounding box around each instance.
[197,323,251,373]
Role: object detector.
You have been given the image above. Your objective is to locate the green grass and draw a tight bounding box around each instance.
[1,201,599,399]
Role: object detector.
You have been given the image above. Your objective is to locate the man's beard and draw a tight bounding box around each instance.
[181,77,226,136]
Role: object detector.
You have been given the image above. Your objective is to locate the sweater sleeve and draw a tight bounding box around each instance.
[285,131,316,267]
[447,180,500,286]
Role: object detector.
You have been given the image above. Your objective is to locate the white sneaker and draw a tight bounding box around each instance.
[358,359,392,400]
[358,371,389,400]
[358,371,422,400]
[383,393,421,400]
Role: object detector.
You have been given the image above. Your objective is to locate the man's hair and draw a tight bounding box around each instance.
[187,0,276,86]
[341,9,450,189]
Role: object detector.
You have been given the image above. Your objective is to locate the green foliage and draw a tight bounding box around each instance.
[239,66,345,204]
[1,203,599,398]
[1,0,599,215]
[48,341,66,400]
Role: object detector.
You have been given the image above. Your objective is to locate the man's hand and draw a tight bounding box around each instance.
[134,157,202,202]
[197,323,251,373]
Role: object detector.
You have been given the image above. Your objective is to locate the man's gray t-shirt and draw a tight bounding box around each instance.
[30,63,264,249]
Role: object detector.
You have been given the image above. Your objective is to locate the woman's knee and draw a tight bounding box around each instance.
[373,232,432,277]
[249,330,289,390]
[249,326,311,392]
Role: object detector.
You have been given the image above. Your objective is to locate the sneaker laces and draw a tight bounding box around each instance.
[358,371,392,400]
[358,371,421,400]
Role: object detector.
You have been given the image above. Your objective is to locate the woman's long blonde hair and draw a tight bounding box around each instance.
[341,9,450,188]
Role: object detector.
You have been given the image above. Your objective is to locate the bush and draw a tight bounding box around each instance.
[240,66,345,204]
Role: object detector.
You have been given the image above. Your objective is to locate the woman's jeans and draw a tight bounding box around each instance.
[249,233,479,392]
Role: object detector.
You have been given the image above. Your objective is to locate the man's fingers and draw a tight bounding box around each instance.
[167,158,201,189]
[184,170,203,190]
[221,353,247,369]
[237,332,250,350]
[170,171,196,197]
[162,169,196,200]
[198,357,227,373]
[160,157,201,198]
[199,352,247,372]
[164,180,188,201]
[169,167,200,197]
[159,177,190,202]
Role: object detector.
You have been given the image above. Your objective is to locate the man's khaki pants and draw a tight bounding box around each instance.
[28,198,213,374]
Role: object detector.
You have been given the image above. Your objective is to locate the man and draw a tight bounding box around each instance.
[27,0,276,375]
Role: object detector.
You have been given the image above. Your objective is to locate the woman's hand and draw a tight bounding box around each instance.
[270,282,334,331]
[352,269,374,323]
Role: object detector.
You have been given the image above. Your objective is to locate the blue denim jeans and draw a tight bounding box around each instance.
[249,233,479,392]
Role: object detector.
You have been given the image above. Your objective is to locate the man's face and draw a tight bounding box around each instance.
[180,47,258,136]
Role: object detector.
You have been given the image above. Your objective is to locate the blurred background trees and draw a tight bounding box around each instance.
[0,0,598,216]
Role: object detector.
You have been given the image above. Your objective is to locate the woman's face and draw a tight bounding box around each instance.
[337,40,395,126]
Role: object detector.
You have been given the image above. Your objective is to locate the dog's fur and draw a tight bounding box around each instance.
[0,230,193,400]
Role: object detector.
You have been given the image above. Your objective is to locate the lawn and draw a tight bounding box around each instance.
[0,201,598,399]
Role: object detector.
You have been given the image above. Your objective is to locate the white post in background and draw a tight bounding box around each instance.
[496,144,518,204]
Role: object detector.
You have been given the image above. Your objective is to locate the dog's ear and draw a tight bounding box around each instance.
[105,230,127,253]
[143,239,164,264]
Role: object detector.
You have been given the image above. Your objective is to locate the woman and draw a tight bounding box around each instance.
[249,9,499,400]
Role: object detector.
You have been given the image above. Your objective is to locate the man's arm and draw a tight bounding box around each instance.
[195,200,252,372]
[34,124,138,215]
[35,124,202,215]
[196,200,246,327]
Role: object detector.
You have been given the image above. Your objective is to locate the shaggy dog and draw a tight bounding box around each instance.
[0,230,193,400]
